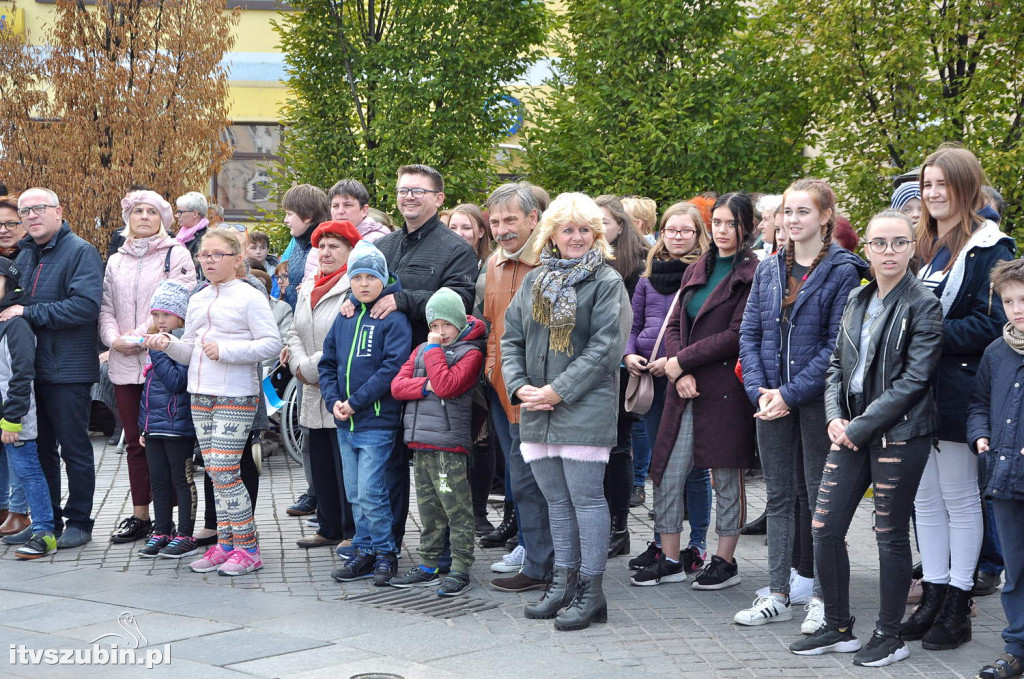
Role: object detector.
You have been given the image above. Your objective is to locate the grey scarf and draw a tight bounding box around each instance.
[531,248,603,355]
[1003,323,1024,356]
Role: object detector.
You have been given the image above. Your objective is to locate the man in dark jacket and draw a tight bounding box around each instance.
[342,164,478,553]
[2,188,104,548]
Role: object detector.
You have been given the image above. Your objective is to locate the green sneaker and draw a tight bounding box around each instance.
[15,533,57,560]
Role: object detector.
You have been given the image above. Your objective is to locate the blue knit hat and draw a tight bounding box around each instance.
[891,182,921,211]
[347,240,389,286]
[150,279,192,320]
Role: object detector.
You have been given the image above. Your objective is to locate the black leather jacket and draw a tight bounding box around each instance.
[825,272,943,449]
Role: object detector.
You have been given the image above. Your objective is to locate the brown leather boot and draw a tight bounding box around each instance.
[0,511,30,536]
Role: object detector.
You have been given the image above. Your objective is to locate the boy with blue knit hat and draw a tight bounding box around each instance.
[389,287,487,596]
[319,240,412,586]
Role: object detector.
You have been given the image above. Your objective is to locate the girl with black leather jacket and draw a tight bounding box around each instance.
[789,210,943,668]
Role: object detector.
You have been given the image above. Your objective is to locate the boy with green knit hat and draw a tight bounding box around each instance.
[390,287,487,596]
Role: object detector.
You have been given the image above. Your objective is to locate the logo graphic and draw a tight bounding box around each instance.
[10,610,171,668]
[88,611,148,648]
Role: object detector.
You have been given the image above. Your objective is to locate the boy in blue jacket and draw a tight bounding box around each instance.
[319,241,412,586]
[968,258,1024,679]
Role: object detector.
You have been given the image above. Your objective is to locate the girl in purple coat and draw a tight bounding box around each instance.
[623,202,714,575]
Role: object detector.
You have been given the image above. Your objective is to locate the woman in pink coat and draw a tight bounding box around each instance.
[99,190,197,544]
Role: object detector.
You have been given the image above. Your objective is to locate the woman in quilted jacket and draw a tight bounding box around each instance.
[99,190,196,545]
[736,179,866,632]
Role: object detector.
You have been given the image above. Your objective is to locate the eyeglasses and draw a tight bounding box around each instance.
[663,228,697,239]
[866,238,915,254]
[197,252,233,262]
[0,221,22,231]
[396,187,441,198]
[17,204,56,217]
[174,209,196,215]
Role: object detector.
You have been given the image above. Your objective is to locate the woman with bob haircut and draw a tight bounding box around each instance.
[501,192,631,631]
[902,145,1016,651]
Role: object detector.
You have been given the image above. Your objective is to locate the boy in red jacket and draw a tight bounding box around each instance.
[390,287,486,597]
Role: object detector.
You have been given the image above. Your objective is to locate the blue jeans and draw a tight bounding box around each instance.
[337,428,397,555]
[0,443,27,513]
[489,388,521,535]
[635,376,669,485]
[978,456,1005,577]
[631,419,651,487]
[992,499,1024,657]
[6,440,53,533]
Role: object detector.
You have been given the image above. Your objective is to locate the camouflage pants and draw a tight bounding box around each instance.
[414,450,475,573]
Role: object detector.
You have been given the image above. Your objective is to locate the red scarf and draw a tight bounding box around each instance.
[310,265,346,308]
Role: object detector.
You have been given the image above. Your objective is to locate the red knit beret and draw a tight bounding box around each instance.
[311,220,362,248]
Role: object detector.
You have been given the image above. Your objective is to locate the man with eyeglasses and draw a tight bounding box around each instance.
[0,188,103,549]
[341,164,477,556]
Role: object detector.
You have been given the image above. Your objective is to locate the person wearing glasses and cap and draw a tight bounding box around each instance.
[1,188,103,550]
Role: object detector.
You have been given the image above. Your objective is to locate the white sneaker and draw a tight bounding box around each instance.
[790,570,814,605]
[801,598,825,634]
[490,545,526,573]
[734,594,793,626]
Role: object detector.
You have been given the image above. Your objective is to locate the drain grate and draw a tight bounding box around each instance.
[343,588,501,619]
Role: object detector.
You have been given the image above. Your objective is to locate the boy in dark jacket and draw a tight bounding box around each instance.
[319,241,411,586]
[968,259,1024,679]
[389,287,486,597]
[0,257,56,560]
[138,280,199,560]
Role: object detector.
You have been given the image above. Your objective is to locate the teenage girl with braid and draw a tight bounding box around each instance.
[735,179,867,630]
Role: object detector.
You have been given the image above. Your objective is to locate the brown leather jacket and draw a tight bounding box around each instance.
[483,230,541,424]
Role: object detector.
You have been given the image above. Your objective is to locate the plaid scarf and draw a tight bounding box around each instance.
[531,247,603,355]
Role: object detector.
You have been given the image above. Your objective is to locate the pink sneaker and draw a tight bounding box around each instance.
[189,544,233,573]
[217,548,263,576]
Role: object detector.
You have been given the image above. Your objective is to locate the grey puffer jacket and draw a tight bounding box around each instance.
[501,262,632,448]
[400,320,486,453]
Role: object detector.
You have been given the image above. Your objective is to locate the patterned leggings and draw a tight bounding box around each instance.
[191,394,259,550]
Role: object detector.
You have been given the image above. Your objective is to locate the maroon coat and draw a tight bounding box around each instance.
[650,249,758,485]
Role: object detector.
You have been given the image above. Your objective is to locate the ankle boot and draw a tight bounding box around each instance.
[525,566,578,619]
[900,581,946,640]
[607,514,630,557]
[922,585,973,650]
[555,573,608,631]
[0,511,30,536]
[480,501,517,548]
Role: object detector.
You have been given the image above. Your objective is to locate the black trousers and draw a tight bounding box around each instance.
[36,382,95,532]
[146,436,198,537]
[308,427,354,540]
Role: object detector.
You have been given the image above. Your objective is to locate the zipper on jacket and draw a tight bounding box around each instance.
[197,285,219,387]
[345,304,366,432]
[988,282,994,315]
[440,398,451,431]
[374,400,381,417]
[31,263,43,297]
[840,309,858,418]
[894,317,907,352]
[879,302,904,447]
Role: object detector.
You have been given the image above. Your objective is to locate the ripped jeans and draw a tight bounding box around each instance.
[812,433,930,635]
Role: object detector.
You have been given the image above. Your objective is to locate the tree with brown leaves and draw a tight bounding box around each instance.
[0,0,238,254]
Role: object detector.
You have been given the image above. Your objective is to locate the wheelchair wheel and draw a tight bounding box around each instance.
[280,377,305,465]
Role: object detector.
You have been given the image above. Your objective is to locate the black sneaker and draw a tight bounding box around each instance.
[437,572,471,597]
[691,555,741,590]
[286,493,317,516]
[331,550,376,582]
[853,629,909,667]
[390,565,441,588]
[372,552,398,587]
[790,617,861,656]
[680,545,706,574]
[628,541,662,571]
[629,485,645,507]
[630,556,686,586]
[137,534,172,558]
[111,517,153,544]
[159,536,200,559]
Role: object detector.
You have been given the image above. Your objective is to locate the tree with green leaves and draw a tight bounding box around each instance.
[761,0,1024,238]
[521,0,813,206]
[272,0,549,220]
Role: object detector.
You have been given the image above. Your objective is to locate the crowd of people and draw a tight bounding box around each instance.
[0,145,1022,677]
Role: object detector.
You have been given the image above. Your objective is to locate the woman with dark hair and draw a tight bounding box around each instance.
[901,145,1016,650]
[595,195,649,558]
[632,192,758,590]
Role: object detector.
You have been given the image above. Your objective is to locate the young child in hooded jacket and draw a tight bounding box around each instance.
[390,287,486,597]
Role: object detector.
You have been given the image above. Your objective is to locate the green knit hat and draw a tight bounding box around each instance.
[425,287,468,333]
